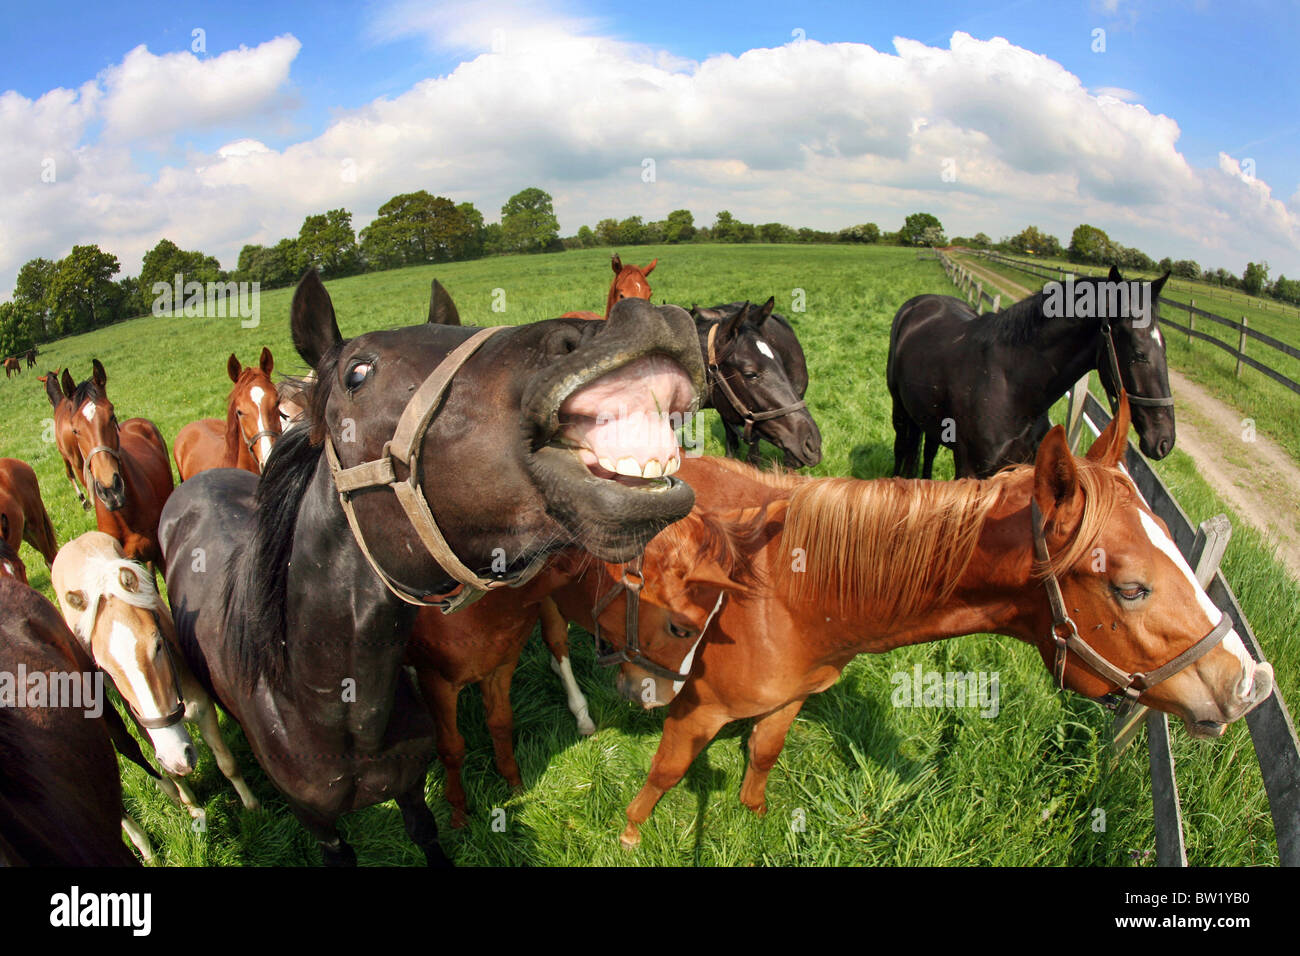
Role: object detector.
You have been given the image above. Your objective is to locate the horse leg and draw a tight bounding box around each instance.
[622,706,731,849]
[921,430,940,480]
[481,659,524,791]
[120,815,155,863]
[540,598,594,735]
[723,421,740,459]
[420,669,470,828]
[395,780,452,868]
[63,458,88,510]
[193,701,260,810]
[154,772,203,818]
[738,698,807,816]
[891,398,921,477]
[295,809,356,867]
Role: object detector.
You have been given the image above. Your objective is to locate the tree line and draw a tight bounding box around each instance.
[4,197,1295,358]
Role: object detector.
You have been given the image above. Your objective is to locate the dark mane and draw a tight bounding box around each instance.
[220,350,337,689]
[71,379,104,409]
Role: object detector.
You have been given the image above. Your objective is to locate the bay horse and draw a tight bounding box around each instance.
[159,269,705,865]
[691,299,821,467]
[174,347,283,480]
[555,400,1273,848]
[562,253,657,320]
[888,266,1175,478]
[42,370,90,510]
[25,348,37,368]
[63,360,174,566]
[3,356,19,378]
[0,458,59,572]
[0,576,139,865]
[52,532,260,817]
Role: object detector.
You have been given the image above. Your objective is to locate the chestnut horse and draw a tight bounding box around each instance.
[0,538,26,583]
[0,458,58,572]
[3,356,19,378]
[554,400,1274,848]
[562,253,657,320]
[42,370,91,510]
[174,348,283,480]
[64,360,174,567]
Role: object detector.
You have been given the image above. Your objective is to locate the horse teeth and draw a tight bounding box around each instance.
[598,457,616,473]
[663,456,680,475]
[615,457,642,477]
[642,459,662,479]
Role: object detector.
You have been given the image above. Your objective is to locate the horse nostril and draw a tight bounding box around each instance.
[1158,438,1170,457]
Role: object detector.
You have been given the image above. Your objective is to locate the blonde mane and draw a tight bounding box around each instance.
[68,548,161,644]
[774,460,1130,621]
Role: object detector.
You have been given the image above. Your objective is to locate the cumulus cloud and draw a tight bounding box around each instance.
[2,15,1297,300]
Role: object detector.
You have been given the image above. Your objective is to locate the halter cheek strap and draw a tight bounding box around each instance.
[706,324,807,444]
[325,326,548,614]
[1030,498,1233,709]
[1097,322,1175,411]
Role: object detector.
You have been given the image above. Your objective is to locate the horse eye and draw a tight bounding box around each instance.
[345,362,373,390]
[669,621,696,639]
[1113,584,1149,603]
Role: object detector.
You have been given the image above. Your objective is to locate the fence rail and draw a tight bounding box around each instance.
[934,248,1000,314]
[974,250,1300,397]
[1071,385,1300,866]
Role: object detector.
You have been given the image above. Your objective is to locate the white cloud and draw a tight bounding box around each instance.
[2,17,1298,300]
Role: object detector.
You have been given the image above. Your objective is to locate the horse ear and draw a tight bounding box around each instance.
[227,353,242,383]
[43,372,63,409]
[60,368,75,399]
[611,254,623,275]
[428,279,462,326]
[1086,391,1131,466]
[719,302,751,345]
[1033,425,1085,535]
[643,258,657,276]
[684,560,749,596]
[1108,264,1123,282]
[260,346,274,376]
[758,297,775,321]
[91,359,107,388]
[291,269,343,369]
[1151,270,1171,300]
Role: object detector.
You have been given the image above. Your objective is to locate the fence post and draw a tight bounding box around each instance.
[1189,299,1195,344]
[991,294,1000,313]
[1237,316,1248,378]
[975,282,984,314]
[1066,372,1091,452]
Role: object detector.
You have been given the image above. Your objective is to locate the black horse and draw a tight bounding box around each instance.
[690,299,821,467]
[160,270,706,865]
[888,266,1175,479]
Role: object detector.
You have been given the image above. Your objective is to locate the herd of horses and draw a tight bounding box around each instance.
[0,253,1274,866]
[3,349,38,379]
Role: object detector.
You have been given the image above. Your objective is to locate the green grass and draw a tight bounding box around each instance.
[1,243,1295,866]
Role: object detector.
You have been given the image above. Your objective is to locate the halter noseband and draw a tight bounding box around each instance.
[1097,321,1175,411]
[245,428,279,470]
[1030,498,1232,715]
[80,590,186,731]
[706,323,808,444]
[324,326,547,613]
[82,444,121,491]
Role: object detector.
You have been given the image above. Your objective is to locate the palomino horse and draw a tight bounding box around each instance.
[64,360,174,566]
[159,270,705,864]
[555,400,1273,848]
[42,370,91,510]
[562,253,657,320]
[889,267,1175,479]
[691,299,821,467]
[53,533,260,818]
[174,348,283,480]
[0,458,58,572]
[0,576,139,865]
[3,356,19,378]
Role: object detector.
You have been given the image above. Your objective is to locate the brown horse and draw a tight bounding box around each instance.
[0,458,58,572]
[553,400,1275,848]
[0,538,26,583]
[3,356,19,378]
[24,348,37,368]
[64,360,174,566]
[174,348,283,480]
[0,576,139,865]
[41,370,91,510]
[562,253,657,320]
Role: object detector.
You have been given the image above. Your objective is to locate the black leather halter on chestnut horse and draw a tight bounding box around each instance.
[1031,497,1232,717]
[323,326,546,613]
[706,323,808,444]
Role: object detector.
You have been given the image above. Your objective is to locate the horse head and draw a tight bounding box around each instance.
[225,347,282,472]
[67,360,127,511]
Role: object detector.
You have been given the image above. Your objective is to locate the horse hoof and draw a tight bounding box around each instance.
[577,716,596,736]
[243,798,261,812]
[81,500,92,512]
[450,809,468,829]
[619,826,641,850]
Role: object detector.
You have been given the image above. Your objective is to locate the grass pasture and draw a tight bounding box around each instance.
[0,243,1295,866]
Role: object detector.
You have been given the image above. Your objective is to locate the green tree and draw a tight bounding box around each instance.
[140,238,222,307]
[1242,261,1269,296]
[898,213,945,246]
[359,191,474,268]
[1171,259,1201,280]
[759,222,794,243]
[664,209,695,243]
[595,219,621,246]
[48,245,122,334]
[1067,224,1112,265]
[712,211,739,242]
[298,209,360,275]
[456,202,486,259]
[500,187,560,254]
[1009,226,1060,257]
[618,216,646,246]
[576,225,596,248]
[971,233,992,248]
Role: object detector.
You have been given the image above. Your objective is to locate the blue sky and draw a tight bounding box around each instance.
[1,0,1297,294]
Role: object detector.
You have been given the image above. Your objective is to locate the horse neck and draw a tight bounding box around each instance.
[993,304,1102,413]
[224,383,260,471]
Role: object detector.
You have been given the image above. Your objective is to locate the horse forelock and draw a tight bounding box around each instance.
[651,508,768,591]
[68,550,161,645]
[70,379,105,412]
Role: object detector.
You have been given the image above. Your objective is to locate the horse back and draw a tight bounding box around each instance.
[174,417,228,480]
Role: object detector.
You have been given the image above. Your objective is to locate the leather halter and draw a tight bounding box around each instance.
[324,326,547,613]
[706,323,808,444]
[592,555,726,683]
[1097,322,1175,411]
[244,428,279,469]
[83,444,121,491]
[1030,498,1233,714]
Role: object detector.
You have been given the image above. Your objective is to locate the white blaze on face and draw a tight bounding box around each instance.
[1136,510,1256,695]
[109,620,162,720]
[248,386,273,466]
[82,402,96,423]
[756,339,775,360]
[1151,327,1164,349]
[670,591,727,696]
